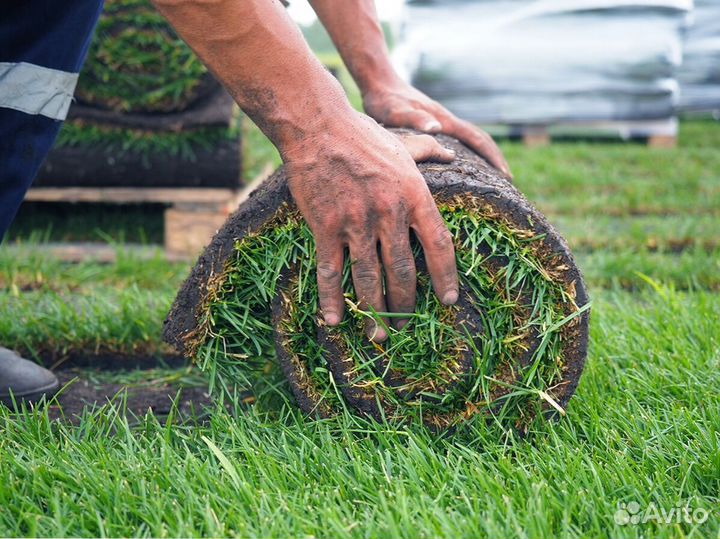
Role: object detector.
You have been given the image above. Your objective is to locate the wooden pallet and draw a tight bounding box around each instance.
[23,164,272,261]
[483,118,679,147]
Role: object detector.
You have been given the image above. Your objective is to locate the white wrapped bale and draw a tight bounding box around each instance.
[679,0,720,112]
[395,0,691,124]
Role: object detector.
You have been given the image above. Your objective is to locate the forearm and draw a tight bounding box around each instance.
[308,0,402,96]
[152,0,352,154]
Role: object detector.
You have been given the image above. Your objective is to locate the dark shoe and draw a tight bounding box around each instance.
[0,347,59,407]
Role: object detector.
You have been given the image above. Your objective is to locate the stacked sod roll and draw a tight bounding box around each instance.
[37,0,242,189]
[75,0,212,113]
[164,132,590,432]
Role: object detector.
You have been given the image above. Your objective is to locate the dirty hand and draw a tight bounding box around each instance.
[363,80,512,178]
[282,111,459,342]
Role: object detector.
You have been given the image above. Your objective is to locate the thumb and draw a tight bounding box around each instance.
[391,109,442,133]
[399,134,456,163]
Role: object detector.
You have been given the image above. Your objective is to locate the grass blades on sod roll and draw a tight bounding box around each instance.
[165,132,591,433]
[203,205,585,432]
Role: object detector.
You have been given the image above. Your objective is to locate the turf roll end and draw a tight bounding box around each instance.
[164,131,590,432]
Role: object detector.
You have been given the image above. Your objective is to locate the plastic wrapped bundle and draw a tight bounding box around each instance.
[395,0,691,124]
[164,132,591,433]
[679,0,720,112]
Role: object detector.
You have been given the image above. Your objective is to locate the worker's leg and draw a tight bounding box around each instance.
[0,110,65,237]
[0,0,104,239]
[0,0,103,407]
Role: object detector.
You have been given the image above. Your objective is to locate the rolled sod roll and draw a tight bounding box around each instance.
[164,132,590,432]
[76,0,215,113]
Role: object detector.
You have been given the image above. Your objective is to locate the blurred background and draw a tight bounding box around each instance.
[299,0,719,137]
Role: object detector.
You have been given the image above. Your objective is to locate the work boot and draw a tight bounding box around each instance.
[0,347,59,407]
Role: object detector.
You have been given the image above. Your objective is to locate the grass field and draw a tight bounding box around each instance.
[1,119,718,538]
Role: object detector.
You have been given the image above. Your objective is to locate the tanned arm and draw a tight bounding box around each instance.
[152,0,459,340]
[308,0,511,177]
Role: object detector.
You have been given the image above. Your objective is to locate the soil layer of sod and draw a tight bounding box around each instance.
[164,132,590,432]
[46,370,214,425]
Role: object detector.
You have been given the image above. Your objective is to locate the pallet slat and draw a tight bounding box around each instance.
[25,187,238,205]
[22,164,274,261]
[483,118,679,146]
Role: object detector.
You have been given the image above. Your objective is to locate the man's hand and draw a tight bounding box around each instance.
[283,110,459,341]
[363,80,512,178]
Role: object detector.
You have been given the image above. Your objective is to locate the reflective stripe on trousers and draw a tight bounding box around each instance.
[0,62,79,121]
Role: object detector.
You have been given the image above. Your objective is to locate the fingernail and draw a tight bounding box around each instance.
[324,312,340,326]
[367,322,388,342]
[446,148,456,157]
[424,120,441,132]
[441,290,458,305]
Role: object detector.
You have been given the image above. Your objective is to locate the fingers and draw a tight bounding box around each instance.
[389,108,442,133]
[379,226,416,330]
[411,198,459,305]
[316,239,345,327]
[399,134,456,164]
[349,240,389,342]
[444,116,513,178]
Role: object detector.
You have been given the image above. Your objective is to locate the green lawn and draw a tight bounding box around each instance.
[1,120,719,538]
